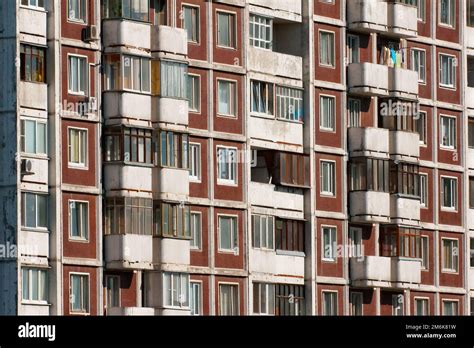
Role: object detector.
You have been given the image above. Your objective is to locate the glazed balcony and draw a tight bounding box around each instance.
[349,191,390,223]
[104,234,153,270]
[151,25,187,56]
[248,46,303,80]
[249,249,304,278]
[348,127,389,157]
[102,19,151,51]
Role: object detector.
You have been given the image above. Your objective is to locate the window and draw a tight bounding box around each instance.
[105,197,153,235]
[381,227,421,258]
[469,238,474,267]
[189,143,201,181]
[21,192,47,229]
[20,44,46,83]
[187,74,200,112]
[439,54,456,88]
[68,128,87,167]
[319,31,335,67]
[102,0,149,21]
[350,292,363,316]
[275,284,305,316]
[278,152,308,187]
[154,0,167,25]
[389,162,420,197]
[441,176,457,210]
[276,86,304,122]
[440,116,456,149]
[22,268,48,302]
[160,131,189,169]
[217,12,236,48]
[472,298,474,316]
[469,118,474,148]
[183,5,199,43]
[190,281,202,315]
[442,300,459,316]
[417,0,426,21]
[69,201,88,240]
[68,55,87,94]
[414,298,429,315]
[68,0,86,22]
[217,147,237,184]
[439,0,455,27]
[190,212,201,249]
[442,238,459,272]
[347,35,359,64]
[253,283,275,315]
[21,0,45,8]
[219,284,239,315]
[320,95,335,131]
[70,273,89,313]
[420,174,428,207]
[163,272,189,308]
[469,0,474,27]
[106,276,120,308]
[249,15,272,49]
[320,161,335,196]
[411,49,426,83]
[322,226,336,261]
[217,80,237,116]
[349,158,390,192]
[275,219,304,253]
[218,215,238,252]
[348,99,361,127]
[251,81,274,115]
[348,227,362,258]
[20,119,47,155]
[252,215,274,250]
[416,111,427,145]
[123,56,150,93]
[392,294,404,316]
[322,292,337,316]
[154,202,190,239]
[421,236,429,270]
[160,61,187,99]
[104,127,154,164]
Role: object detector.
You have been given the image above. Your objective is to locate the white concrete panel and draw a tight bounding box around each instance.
[388,67,419,100]
[18,303,50,315]
[348,127,389,156]
[249,0,302,16]
[153,97,189,126]
[19,82,47,110]
[103,164,153,192]
[248,46,303,80]
[249,116,303,146]
[154,167,189,196]
[390,195,420,224]
[470,269,474,290]
[349,191,390,223]
[391,258,421,284]
[468,148,474,170]
[347,63,389,96]
[468,209,474,230]
[151,26,187,55]
[103,92,152,121]
[350,256,391,282]
[347,0,388,33]
[467,88,474,109]
[21,157,48,185]
[19,230,49,258]
[467,27,474,49]
[102,19,151,50]
[387,2,418,37]
[249,249,304,277]
[249,182,304,212]
[19,8,47,40]
[104,234,153,269]
[389,130,419,159]
[153,238,190,266]
[107,307,155,315]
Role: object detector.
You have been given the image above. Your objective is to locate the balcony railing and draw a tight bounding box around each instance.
[249,181,304,212]
[248,46,303,80]
[348,127,389,157]
[349,191,390,223]
[104,234,153,270]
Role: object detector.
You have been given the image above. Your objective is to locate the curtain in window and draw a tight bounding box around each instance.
[218,82,231,115]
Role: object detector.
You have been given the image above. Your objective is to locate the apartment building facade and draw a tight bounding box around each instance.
[0,0,473,316]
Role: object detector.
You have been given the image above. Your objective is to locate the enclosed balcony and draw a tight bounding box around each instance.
[102,19,151,51]
[349,191,390,223]
[348,0,417,38]
[249,249,304,278]
[348,127,389,158]
[104,234,153,270]
[19,82,47,110]
[151,25,187,56]
[347,63,389,97]
[19,7,47,40]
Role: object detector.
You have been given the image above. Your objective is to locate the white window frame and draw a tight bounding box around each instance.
[439,53,456,89]
[411,48,426,83]
[321,225,337,262]
[275,85,304,122]
[105,275,121,309]
[67,0,87,23]
[21,267,48,303]
[68,200,89,241]
[416,111,427,145]
[216,146,238,185]
[163,272,190,309]
[350,292,363,316]
[251,80,274,116]
[320,160,336,196]
[182,4,200,43]
[21,192,48,230]
[190,280,202,315]
[68,54,88,96]
[217,79,237,117]
[187,73,201,113]
[440,115,456,149]
[392,294,404,316]
[252,214,274,250]
[68,127,88,168]
[20,0,46,10]
[440,176,458,211]
[322,291,338,316]
[319,30,335,67]
[70,272,90,314]
[421,235,429,270]
[190,211,202,250]
[419,173,428,208]
[253,283,275,315]
[123,55,151,93]
[417,0,426,21]
[218,282,240,315]
[249,14,272,50]
[189,143,201,182]
[442,299,459,316]
[441,237,459,273]
[319,94,335,131]
[218,214,238,254]
[216,10,237,49]
[20,118,47,155]
[414,297,429,315]
[439,0,455,28]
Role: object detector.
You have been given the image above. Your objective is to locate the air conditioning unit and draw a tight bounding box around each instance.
[21,159,34,176]
[84,25,99,42]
